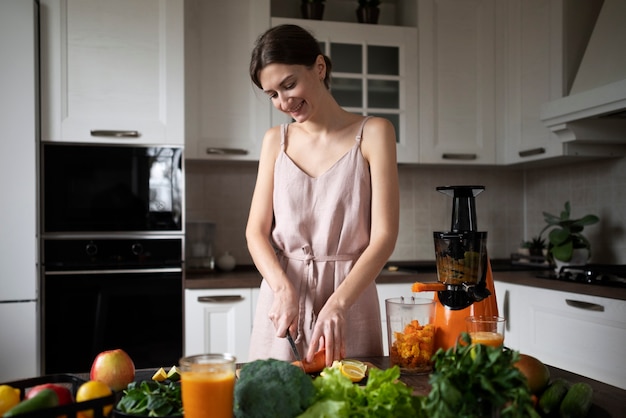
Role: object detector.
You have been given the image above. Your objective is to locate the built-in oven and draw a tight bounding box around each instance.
[40,143,185,374]
[41,143,183,234]
[41,238,183,374]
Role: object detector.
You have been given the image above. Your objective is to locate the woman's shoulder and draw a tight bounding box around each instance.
[259,124,284,161]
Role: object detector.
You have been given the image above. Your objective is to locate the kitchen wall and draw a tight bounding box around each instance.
[185,156,626,267]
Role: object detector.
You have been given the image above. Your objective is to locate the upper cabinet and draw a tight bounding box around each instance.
[418,0,497,165]
[40,0,184,145]
[270,17,419,163]
[184,0,270,160]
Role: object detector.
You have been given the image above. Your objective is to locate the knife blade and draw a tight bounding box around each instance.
[286,330,306,372]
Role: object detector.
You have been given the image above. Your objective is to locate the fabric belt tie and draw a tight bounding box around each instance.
[280,244,356,342]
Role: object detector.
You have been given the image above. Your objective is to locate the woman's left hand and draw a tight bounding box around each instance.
[306,299,346,366]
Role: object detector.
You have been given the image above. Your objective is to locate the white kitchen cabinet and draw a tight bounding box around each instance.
[184,0,270,160]
[495,280,626,390]
[499,0,566,164]
[184,288,254,363]
[40,0,184,145]
[418,0,497,164]
[270,18,419,164]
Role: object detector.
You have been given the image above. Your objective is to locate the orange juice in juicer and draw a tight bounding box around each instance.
[412,185,498,351]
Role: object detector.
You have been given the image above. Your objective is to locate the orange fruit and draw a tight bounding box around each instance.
[514,354,551,394]
[75,380,113,418]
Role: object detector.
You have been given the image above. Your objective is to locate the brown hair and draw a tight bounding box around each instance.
[249,24,332,90]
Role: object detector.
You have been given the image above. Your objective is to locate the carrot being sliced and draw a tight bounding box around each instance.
[292,348,326,374]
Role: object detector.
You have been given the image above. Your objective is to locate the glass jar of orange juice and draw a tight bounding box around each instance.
[179,353,236,418]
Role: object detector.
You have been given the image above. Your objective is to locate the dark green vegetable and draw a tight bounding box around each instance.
[538,378,570,416]
[559,382,593,418]
[234,358,315,418]
[424,333,540,418]
[299,366,424,417]
[116,381,183,417]
[4,388,59,417]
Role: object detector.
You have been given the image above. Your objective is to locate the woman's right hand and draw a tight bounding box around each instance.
[268,285,299,338]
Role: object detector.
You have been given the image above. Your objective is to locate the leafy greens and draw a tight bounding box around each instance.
[116,381,183,417]
[297,365,424,417]
[424,333,540,418]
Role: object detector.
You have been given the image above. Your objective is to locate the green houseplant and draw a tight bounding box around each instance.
[539,201,599,264]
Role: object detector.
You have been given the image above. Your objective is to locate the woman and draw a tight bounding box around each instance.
[245,24,399,366]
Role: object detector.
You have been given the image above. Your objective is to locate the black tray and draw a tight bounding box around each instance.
[2,374,117,418]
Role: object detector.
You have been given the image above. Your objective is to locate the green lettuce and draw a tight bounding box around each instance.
[297,366,424,417]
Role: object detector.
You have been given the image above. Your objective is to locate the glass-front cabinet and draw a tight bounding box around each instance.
[271,18,418,163]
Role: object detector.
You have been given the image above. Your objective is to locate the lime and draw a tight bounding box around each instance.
[166,366,181,381]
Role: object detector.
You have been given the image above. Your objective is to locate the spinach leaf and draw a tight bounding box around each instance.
[116,381,183,417]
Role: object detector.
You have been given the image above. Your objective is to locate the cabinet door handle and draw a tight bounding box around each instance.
[503,290,510,332]
[441,153,477,160]
[565,299,604,312]
[90,130,141,138]
[518,147,546,157]
[206,147,249,155]
[198,295,244,303]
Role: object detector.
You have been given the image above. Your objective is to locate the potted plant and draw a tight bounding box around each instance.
[519,236,546,257]
[539,201,599,268]
[301,0,325,20]
[356,0,381,24]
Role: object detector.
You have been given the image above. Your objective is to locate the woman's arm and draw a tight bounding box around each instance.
[245,126,299,338]
[307,117,400,363]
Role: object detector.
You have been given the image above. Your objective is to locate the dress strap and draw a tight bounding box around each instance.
[280,123,288,151]
[355,116,373,145]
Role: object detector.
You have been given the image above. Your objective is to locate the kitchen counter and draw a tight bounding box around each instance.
[123,359,625,417]
[185,263,626,301]
[357,357,626,417]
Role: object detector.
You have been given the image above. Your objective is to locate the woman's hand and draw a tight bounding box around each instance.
[306,298,346,366]
[268,285,299,338]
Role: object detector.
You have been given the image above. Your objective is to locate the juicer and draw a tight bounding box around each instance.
[412,185,499,351]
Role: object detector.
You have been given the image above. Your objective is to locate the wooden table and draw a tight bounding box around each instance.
[358,357,625,417]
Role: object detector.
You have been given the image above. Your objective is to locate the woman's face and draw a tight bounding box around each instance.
[259,56,326,123]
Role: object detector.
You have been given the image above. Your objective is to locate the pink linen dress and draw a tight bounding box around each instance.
[248,117,384,361]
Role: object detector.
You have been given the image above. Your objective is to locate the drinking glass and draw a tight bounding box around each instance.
[465,316,506,347]
[179,353,236,418]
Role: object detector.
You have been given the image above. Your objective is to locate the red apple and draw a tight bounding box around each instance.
[90,348,136,391]
[26,383,73,405]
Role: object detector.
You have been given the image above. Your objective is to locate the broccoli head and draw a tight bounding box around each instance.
[234,358,315,418]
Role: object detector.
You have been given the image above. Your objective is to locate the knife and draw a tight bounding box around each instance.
[286,330,306,372]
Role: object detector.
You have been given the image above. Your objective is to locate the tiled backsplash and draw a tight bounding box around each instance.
[185,156,626,266]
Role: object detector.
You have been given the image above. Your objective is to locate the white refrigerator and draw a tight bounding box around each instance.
[0,0,40,381]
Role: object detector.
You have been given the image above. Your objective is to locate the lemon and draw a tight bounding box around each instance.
[0,385,21,416]
[340,363,366,383]
[76,380,113,418]
[152,367,167,382]
[340,359,367,373]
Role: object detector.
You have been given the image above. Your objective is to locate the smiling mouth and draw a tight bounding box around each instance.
[287,101,304,113]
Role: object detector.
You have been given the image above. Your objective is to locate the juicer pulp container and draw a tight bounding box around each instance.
[433,231,487,285]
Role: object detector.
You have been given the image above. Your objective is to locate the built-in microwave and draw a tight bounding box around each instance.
[42,143,184,234]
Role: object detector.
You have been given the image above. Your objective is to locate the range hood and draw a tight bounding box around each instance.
[541,0,626,143]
